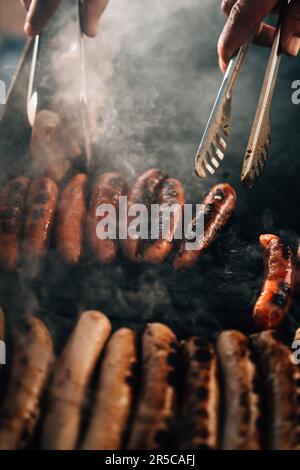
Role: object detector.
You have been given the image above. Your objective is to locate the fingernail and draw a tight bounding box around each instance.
[286,36,300,57]
[24,22,36,36]
[84,22,98,38]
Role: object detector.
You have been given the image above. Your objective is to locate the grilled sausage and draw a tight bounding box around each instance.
[0,317,54,450]
[23,177,58,261]
[180,337,219,450]
[139,178,185,264]
[251,330,300,450]
[127,323,178,450]
[56,173,87,265]
[253,234,295,330]
[42,311,111,450]
[81,328,137,450]
[87,172,127,264]
[216,330,262,450]
[121,169,166,263]
[173,183,236,270]
[0,177,29,271]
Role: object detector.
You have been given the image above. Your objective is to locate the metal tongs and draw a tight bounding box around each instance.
[195,1,287,189]
[26,0,92,166]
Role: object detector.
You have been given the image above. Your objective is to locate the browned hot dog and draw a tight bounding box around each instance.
[127,323,178,450]
[251,330,300,450]
[0,317,54,450]
[42,311,111,450]
[173,183,236,270]
[180,337,219,450]
[216,330,262,450]
[81,328,137,450]
[121,169,166,263]
[139,178,185,264]
[0,177,29,271]
[87,172,127,264]
[253,234,295,330]
[23,177,58,261]
[56,173,87,265]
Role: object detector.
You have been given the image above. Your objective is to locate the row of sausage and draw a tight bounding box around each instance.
[0,169,236,271]
[0,310,299,450]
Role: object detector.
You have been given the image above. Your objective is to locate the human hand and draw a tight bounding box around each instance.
[21,0,109,37]
[218,0,300,72]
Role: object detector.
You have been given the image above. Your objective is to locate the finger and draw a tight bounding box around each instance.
[221,0,280,17]
[218,0,278,72]
[83,0,109,37]
[253,22,276,48]
[281,0,300,57]
[24,0,61,36]
[20,0,32,11]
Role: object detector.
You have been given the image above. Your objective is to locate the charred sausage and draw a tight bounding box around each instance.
[42,311,111,450]
[180,337,219,450]
[23,177,58,261]
[253,234,295,330]
[81,328,137,450]
[173,183,236,270]
[127,323,178,450]
[216,330,262,450]
[251,330,300,450]
[0,177,29,271]
[56,173,87,265]
[121,169,166,263]
[0,317,54,450]
[139,178,185,264]
[87,172,127,264]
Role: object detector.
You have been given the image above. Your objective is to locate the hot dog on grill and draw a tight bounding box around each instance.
[139,178,185,264]
[23,177,58,262]
[81,328,137,450]
[121,169,167,263]
[0,177,29,271]
[127,323,178,450]
[42,311,111,450]
[87,172,127,264]
[216,330,262,450]
[180,337,219,450]
[253,234,295,330]
[173,183,236,270]
[251,330,300,450]
[0,317,54,450]
[56,173,87,265]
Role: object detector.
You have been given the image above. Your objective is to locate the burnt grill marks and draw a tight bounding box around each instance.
[179,337,219,450]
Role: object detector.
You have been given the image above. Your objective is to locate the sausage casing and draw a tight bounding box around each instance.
[121,169,166,263]
[127,323,178,450]
[173,183,236,270]
[81,328,137,450]
[180,337,219,450]
[0,177,29,271]
[140,178,185,264]
[42,311,111,450]
[216,330,262,450]
[23,177,58,260]
[253,234,295,330]
[87,172,127,264]
[56,173,87,265]
[0,317,54,450]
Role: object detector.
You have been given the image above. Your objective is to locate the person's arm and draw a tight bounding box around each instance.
[218,0,300,72]
[21,0,109,37]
